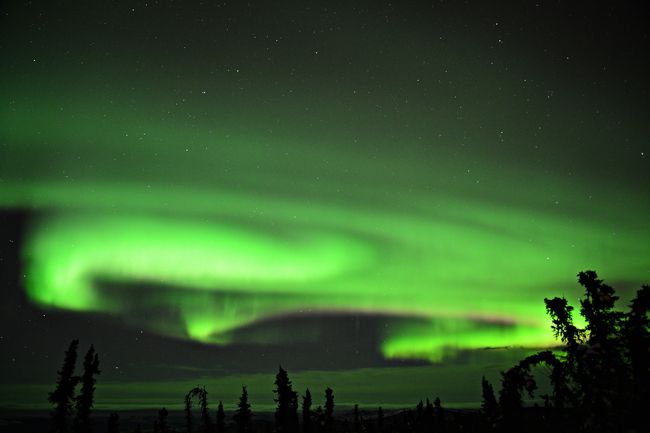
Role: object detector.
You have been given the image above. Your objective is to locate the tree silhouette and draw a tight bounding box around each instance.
[424,399,434,433]
[302,389,312,433]
[353,404,361,433]
[497,270,650,433]
[543,272,634,431]
[216,401,225,433]
[624,284,650,432]
[480,376,498,430]
[498,351,571,432]
[157,408,169,433]
[49,339,80,433]
[498,364,533,432]
[107,413,119,433]
[576,271,625,430]
[323,388,334,433]
[274,366,299,433]
[414,400,423,433]
[72,345,100,433]
[186,389,195,433]
[199,386,212,433]
[233,386,252,433]
[433,397,444,432]
[412,398,433,433]
[314,405,323,431]
[185,386,212,433]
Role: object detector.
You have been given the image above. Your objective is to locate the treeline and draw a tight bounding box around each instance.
[47,271,648,433]
[48,340,101,433]
[479,271,649,433]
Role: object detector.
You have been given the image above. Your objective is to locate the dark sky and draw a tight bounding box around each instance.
[0,0,648,410]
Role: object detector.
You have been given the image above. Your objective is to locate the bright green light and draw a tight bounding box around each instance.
[2,75,649,362]
[11,179,648,358]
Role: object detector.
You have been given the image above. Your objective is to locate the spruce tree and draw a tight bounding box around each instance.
[625,284,650,433]
[433,397,444,432]
[415,400,423,433]
[323,388,334,433]
[49,339,80,433]
[216,401,225,433]
[234,386,252,433]
[185,389,195,433]
[424,399,434,432]
[72,345,100,433]
[498,271,650,433]
[302,389,312,433]
[157,408,169,433]
[183,386,201,433]
[481,376,498,427]
[274,366,299,433]
[199,387,212,433]
[314,406,323,430]
[353,404,361,433]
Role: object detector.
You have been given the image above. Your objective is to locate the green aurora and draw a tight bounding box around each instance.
[1,76,648,362]
[1,0,649,411]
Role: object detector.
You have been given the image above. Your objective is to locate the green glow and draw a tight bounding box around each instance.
[381,319,550,362]
[0,360,541,411]
[2,71,649,362]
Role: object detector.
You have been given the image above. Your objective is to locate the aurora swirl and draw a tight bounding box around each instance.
[2,91,648,360]
[1,0,648,375]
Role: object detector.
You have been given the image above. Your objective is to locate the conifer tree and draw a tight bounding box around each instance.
[481,376,498,427]
[216,401,225,433]
[415,400,423,433]
[314,406,323,430]
[497,271,650,433]
[185,389,195,433]
[234,386,252,433]
[353,404,361,433]
[625,284,650,433]
[433,397,444,432]
[49,339,80,433]
[302,389,312,433]
[72,345,100,433]
[157,408,169,433]
[185,386,210,433]
[199,387,212,433]
[274,366,299,433]
[424,399,434,432]
[323,387,334,431]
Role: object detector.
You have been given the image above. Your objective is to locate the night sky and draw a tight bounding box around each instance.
[1,0,649,411]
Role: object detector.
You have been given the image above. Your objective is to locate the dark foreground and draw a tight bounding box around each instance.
[0,406,590,433]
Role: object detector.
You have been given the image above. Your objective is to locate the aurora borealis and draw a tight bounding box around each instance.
[1,0,649,411]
